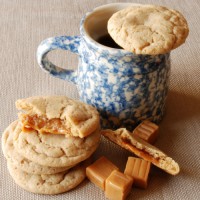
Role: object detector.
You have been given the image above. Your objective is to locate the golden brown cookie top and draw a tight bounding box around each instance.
[16,96,100,138]
[108,5,189,54]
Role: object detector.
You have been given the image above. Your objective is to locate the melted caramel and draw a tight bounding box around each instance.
[20,114,70,135]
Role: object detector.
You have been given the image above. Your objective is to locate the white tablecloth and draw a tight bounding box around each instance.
[0,0,200,199]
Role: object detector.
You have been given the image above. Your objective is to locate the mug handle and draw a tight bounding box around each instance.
[37,35,81,84]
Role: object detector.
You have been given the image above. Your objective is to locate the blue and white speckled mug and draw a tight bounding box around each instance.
[37,3,171,129]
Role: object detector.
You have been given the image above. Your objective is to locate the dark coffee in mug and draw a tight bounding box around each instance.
[97,34,122,49]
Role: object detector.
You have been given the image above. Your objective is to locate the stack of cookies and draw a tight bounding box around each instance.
[2,96,100,194]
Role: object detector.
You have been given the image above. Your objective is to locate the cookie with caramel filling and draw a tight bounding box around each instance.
[101,128,180,175]
[16,96,100,138]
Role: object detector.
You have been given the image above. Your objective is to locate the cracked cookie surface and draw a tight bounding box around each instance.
[16,96,100,138]
[108,5,189,54]
[2,121,74,174]
[7,160,88,194]
[13,122,100,167]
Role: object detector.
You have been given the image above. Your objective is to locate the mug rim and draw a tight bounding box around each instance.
[80,3,169,57]
[80,3,142,57]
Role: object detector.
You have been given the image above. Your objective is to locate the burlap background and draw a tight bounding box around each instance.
[0,0,199,199]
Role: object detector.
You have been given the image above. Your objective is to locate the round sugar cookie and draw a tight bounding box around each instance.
[13,122,100,167]
[16,95,100,138]
[2,121,74,174]
[7,160,88,194]
[108,5,189,54]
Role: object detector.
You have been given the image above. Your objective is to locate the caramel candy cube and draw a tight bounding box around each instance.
[105,170,134,200]
[86,156,119,190]
[124,157,151,189]
[133,120,159,144]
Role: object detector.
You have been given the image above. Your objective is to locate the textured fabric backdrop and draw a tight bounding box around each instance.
[0,0,200,199]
